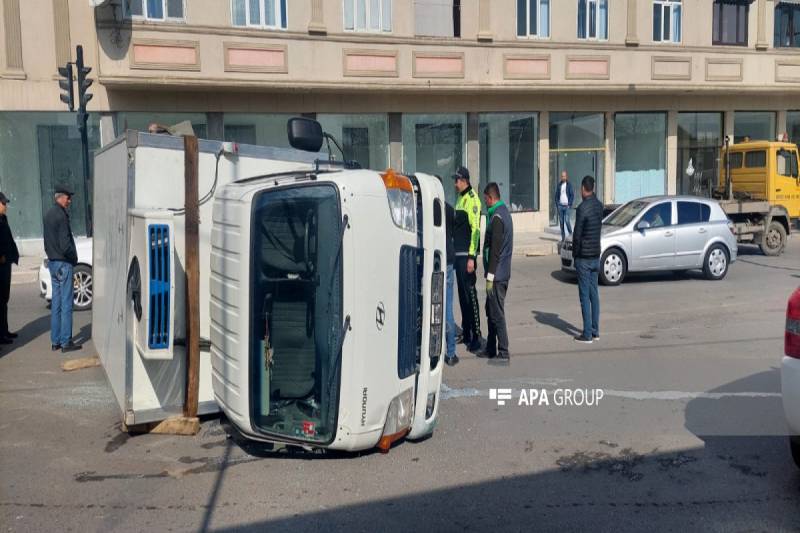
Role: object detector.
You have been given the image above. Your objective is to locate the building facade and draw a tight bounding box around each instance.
[1,0,799,251]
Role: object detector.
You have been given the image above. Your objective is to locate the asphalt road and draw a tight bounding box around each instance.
[2,241,800,532]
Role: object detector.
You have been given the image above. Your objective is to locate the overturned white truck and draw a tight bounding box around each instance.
[93,119,446,451]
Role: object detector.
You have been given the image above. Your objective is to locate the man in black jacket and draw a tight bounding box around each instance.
[43,187,81,353]
[436,175,459,367]
[477,183,513,365]
[0,192,19,344]
[572,176,603,344]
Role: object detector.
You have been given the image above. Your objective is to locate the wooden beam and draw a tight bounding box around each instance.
[61,356,101,372]
[183,135,200,419]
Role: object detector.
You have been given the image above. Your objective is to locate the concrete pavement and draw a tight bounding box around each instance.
[1,241,799,532]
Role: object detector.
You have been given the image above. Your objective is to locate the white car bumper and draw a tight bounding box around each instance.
[782,356,800,435]
[38,260,52,301]
[560,244,575,272]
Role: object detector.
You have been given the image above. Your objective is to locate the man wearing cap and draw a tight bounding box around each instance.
[452,166,484,353]
[0,192,19,344]
[43,187,81,353]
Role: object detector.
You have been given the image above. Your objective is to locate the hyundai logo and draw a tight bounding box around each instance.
[376,302,385,330]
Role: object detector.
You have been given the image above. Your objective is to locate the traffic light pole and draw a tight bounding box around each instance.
[75,45,93,238]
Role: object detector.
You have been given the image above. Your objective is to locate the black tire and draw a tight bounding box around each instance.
[599,248,626,286]
[760,221,786,256]
[702,244,729,281]
[792,437,800,469]
[73,264,93,311]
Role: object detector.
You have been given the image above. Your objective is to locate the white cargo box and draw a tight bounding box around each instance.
[92,131,319,426]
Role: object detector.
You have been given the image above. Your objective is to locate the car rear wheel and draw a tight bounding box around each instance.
[791,436,800,469]
[600,249,626,286]
[760,221,786,256]
[703,244,729,281]
[73,264,93,311]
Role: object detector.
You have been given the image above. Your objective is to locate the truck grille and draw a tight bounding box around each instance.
[148,224,170,349]
[397,245,422,379]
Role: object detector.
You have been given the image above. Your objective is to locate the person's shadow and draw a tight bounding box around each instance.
[531,310,581,337]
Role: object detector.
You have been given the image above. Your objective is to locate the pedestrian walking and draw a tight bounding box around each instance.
[43,187,82,353]
[554,170,574,243]
[572,176,603,344]
[0,192,19,344]
[452,166,484,353]
[477,183,513,365]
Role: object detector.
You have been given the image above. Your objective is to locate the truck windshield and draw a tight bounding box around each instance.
[604,200,649,227]
[250,184,342,444]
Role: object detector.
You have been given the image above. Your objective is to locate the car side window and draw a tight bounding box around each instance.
[677,201,710,224]
[777,149,799,178]
[641,202,672,228]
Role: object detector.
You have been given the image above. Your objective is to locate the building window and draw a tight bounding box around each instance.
[317,114,389,170]
[344,0,392,32]
[415,0,461,38]
[231,0,287,29]
[402,114,466,206]
[125,0,185,21]
[478,113,539,213]
[712,0,748,46]
[653,0,681,43]
[615,113,667,204]
[549,112,605,223]
[775,1,800,48]
[788,111,800,151]
[517,0,550,38]
[677,112,722,197]
[116,112,208,139]
[222,113,291,147]
[577,0,608,40]
[734,111,776,143]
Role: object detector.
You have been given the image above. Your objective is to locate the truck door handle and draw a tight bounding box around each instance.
[698,227,707,234]
[776,188,782,192]
[664,231,674,237]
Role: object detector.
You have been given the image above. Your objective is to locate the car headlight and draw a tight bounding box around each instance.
[377,388,414,452]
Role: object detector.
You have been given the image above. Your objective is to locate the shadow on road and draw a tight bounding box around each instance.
[0,314,50,359]
[531,310,581,337]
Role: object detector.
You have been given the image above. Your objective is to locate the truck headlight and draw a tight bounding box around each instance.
[381,170,415,232]
[377,388,414,453]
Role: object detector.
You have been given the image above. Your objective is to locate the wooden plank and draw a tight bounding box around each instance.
[61,356,101,372]
[146,416,199,436]
[183,135,200,419]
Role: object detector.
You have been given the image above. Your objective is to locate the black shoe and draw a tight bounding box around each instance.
[3,332,18,339]
[51,344,61,351]
[488,354,510,366]
[0,337,12,345]
[574,335,593,344]
[467,338,484,353]
[592,335,600,341]
[475,349,496,359]
[445,355,460,367]
[61,341,82,353]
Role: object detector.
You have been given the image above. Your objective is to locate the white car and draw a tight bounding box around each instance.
[38,237,93,311]
[783,286,800,468]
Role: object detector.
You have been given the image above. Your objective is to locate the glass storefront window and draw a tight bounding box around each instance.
[0,112,100,239]
[478,113,539,212]
[615,112,666,204]
[677,112,722,196]
[223,113,291,148]
[116,112,209,139]
[734,111,775,143]
[787,111,800,151]
[317,114,389,170]
[549,112,605,223]
[402,114,467,206]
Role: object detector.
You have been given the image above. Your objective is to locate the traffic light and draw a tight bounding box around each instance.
[58,63,74,112]
[75,45,93,112]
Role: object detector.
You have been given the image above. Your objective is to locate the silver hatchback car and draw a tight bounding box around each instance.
[561,196,738,285]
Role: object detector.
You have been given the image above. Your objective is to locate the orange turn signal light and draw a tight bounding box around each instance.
[376,429,410,454]
[381,169,413,193]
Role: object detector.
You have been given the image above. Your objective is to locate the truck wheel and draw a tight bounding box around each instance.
[600,249,626,286]
[760,222,786,256]
[703,244,729,281]
[792,436,800,469]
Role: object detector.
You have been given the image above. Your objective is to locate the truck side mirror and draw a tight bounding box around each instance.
[635,220,651,232]
[287,117,324,153]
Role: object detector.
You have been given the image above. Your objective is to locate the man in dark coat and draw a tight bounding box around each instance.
[43,187,81,353]
[0,192,19,343]
[572,176,603,344]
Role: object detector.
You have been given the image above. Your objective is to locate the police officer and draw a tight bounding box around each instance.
[0,192,19,344]
[452,166,483,353]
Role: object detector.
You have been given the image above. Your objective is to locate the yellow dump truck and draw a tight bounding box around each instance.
[714,139,799,256]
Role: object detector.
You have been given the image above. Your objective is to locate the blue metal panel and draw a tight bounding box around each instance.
[148,224,170,349]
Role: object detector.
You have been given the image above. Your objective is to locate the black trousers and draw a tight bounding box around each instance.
[454,255,481,343]
[485,281,509,357]
[0,263,11,336]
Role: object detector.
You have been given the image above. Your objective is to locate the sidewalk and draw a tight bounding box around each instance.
[513,228,560,257]
[12,256,41,285]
